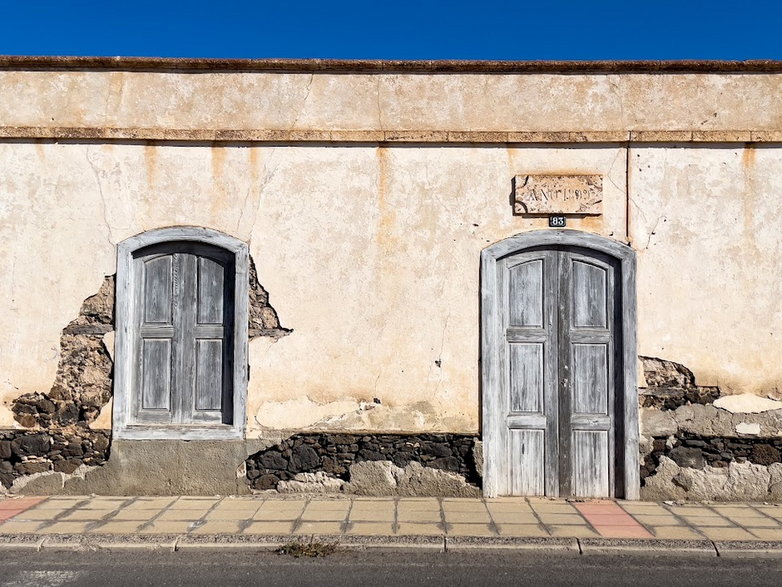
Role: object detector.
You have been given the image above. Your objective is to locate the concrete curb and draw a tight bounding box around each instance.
[1,533,782,556]
[578,538,717,557]
[713,541,782,558]
[445,536,579,552]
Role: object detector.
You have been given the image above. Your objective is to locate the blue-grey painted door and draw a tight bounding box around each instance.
[130,242,235,426]
[499,246,617,497]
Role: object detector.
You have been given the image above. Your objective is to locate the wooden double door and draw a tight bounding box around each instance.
[129,241,235,427]
[497,246,620,497]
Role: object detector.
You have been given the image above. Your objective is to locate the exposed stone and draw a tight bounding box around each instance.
[750,444,781,466]
[11,434,51,457]
[14,461,51,475]
[472,440,483,478]
[0,441,11,459]
[638,356,720,410]
[278,472,345,493]
[640,356,695,388]
[248,257,291,340]
[769,464,782,500]
[736,422,761,435]
[245,433,480,494]
[12,276,115,430]
[396,462,481,497]
[256,474,280,490]
[669,446,705,469]
[641,408,678,437]
[53,459,83,474]
[0,429,111,489]
[673,461,772,501]
[346,460,400,495]
[640,456,687,501]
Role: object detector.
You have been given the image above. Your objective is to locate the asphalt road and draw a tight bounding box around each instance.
[1,549,782,587]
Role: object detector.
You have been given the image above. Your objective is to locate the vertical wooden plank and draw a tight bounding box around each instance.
[143,255,173,324]
[572,430,609,497]
[572,343,608,414]
[197,256,225,324]
[510,429,545,495]
[175,252,198,423]
[480,248,501,496]
[141,339,171,410]
[572,260,607,328]
[556,250,572,497]
[508,260,543,327]
[509,343,543,413]
[195,339,223,410]
[542,250,560,497]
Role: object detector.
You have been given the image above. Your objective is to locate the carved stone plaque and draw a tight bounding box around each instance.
[513,174,603,215]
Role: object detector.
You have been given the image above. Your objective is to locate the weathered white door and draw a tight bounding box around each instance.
[131,242,235,426]
[491,246,618,497]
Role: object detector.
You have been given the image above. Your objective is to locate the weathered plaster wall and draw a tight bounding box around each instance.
[630,145,782,397]
[0,141,626,434]
[2,71,782,134]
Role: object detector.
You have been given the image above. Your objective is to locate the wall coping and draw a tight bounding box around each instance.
[2,56,782,74]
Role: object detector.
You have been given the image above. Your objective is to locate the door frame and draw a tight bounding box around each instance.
[113,226,249,440]
[481,230,638,499]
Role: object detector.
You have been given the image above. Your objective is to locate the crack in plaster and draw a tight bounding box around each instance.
[85,147,115,247]
[607,75,626,128]
[289,73,314,131]
[375,77,385,132]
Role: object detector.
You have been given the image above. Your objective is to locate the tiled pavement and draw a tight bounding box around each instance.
[2,495,782,542]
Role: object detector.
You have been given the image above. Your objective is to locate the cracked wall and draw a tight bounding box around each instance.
[639,356,782,501]
[2,139,781,442]
[1,251,289,491]
[1,277,115,489]
[630,146,782,399]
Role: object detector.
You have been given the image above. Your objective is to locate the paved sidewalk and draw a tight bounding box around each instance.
[2,495,782,553]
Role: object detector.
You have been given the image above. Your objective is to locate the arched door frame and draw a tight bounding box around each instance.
[114,226,249,440]
[481,229,638,499]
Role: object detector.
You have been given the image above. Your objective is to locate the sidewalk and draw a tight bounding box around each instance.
[2,495,782,555]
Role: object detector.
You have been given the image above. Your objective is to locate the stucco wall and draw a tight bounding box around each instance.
[1,67,781,438]
[631,145,782,396]
[2,71,782,135]
[0,141,626,432]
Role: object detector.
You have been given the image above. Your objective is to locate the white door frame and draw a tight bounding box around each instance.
[481,230,638,499]
[113,226,249,440]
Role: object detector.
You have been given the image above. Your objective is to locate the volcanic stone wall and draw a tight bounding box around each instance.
[639,357,782,501]
[245,433,481,491]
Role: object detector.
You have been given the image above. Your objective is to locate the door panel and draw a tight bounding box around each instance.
[572,343,609,414]
[140,339,172,410]
[143,255,173,324]
[132,242,234,427]
[572,260,607,328]
[509,343,544,413]
[509,260,544,327]
[572,430,610,497]
[197,256,225,324]
[195,339,224,411]
[509,429,545,495]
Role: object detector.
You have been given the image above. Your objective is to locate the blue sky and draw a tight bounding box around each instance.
[2,1,781,60]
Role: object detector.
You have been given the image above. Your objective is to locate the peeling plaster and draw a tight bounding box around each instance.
[715,393,782,414]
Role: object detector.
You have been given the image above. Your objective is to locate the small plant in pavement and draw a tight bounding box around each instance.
[277,536,339,558]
